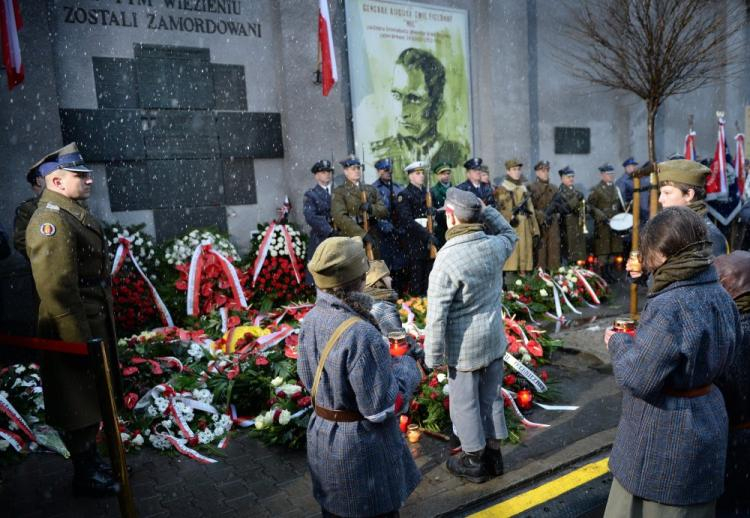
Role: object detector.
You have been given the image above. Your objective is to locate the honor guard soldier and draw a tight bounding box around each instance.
[430,162,454,247]
[494,159,539,279]
[396,161,439,295]
[616,156,651,226]
[528,160,561,271]
[588,163,625,280]
[25,143,121,496]
[331,155,389,258]
[555,166,587,265]
[371,157,406,289]
[456,158,496,207]
[303,160,335,283]
[13,167,45,258]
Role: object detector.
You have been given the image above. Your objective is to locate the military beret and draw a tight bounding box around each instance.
[374,158,392,171]
[713,251,750,301]
[29,142,92,177]
[311,159,334,174]
[534,160,550,170]
[559,166,575,177]
[505,159,523,170]
[339,155,361,168]
[622,157,638,167]
[365,259,391,288]
[464,157,483,170]
[308,237,369,289]
[432,161,453,175]
[444,187,481,221]
[657,159,710,188]
[405,160,426,174]
[598,163,614,172]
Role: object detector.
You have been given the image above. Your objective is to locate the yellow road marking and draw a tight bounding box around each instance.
[469,457,610,518]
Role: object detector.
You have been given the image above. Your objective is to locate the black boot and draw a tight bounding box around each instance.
[448,431,462,455]
[483,447,504,476]
[72,454,121,497]
[446,450,490,484]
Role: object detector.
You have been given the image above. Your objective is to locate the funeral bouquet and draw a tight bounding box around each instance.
[162,228,239,266]
[553,267,609,306]
[248,222,306,261]
[0,364,45,460]
[104,223,159,277]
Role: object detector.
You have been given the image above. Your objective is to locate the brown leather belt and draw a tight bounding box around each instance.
[314,404,364,422]
[732,421,750,431]
[663,384,712,398]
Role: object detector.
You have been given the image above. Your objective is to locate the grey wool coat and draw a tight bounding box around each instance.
[298,291,422,516]
[424,207,518,370]
[607,266,741,506]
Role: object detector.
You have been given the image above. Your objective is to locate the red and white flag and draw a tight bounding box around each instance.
[706,117,728,200]
[684,130,697,161]
[318,0,337,96]
[735,134,746,199]
[0,0,23,90]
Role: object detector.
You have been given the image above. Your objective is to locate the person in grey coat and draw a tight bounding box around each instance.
[299,237,422,517]
[604,207,740,517]
[364,259,403,335]
[424,188,518,483]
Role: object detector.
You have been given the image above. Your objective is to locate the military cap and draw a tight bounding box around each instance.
[339,155,362,168]
[504,159,523,170]
[374,158,392,171]
[308,236,369,289]
[534,160,551,170]
[657,159,710,187]
[29,142,92,177]
[311,159,334,174]
[365,259,391,288]
[479,164,490,173]
[405,161,426,174]
[559,166,575,177]
[432,161,453,175]
[443,187,481,221]
[464,157,483,170]
[598,163,614,172]
[622,157,638,167]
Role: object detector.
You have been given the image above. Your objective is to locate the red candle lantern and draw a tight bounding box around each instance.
[388,332,409,357]
[586,254,596,266]
[399,414,410,433]
[576,259,586,267]
[517,389,534,410]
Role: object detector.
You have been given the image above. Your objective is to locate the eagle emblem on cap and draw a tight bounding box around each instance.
[40,223,56,236]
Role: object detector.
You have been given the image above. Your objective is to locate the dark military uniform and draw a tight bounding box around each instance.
[588,181,625,264]
[528,179,560,271]
[13,196,39,258]
[431,181,451,246]
[396,184,433,295]
[558,184,587,264]
[26,189,117,432]
[455,180,496,208]
[331,180,389,258]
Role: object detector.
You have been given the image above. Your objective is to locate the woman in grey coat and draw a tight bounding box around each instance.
[604,207,740,517]
[299,237,422,517]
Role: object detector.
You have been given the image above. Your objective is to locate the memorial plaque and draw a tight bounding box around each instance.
[93,57,139,109]
[222,158,257,205]
[106,161,151,211]
[212,64,248,111]
[154,206,227,241]
[59,108,146,161]
[216,112,283,158]
[554,127,590,155]
[143,110,220,159]
[149,159,223,209]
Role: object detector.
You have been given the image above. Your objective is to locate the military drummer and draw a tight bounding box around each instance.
[25,143,121,496]
[588,163,625,281]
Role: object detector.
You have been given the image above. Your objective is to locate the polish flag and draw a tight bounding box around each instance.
[684,130,697,161]
[318,0,337,96]
[735,134,746,199]
[706,117,727,200]
[0,0,23,90]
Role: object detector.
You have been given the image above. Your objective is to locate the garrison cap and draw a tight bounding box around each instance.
[365,259,391,288]
[339,155,362,168]
[464,157,483,170]
[374,158,392,171]
[598,163,614,172]
[308,237,369,289]
[622,157,638,167]
[443,187,482,221]
[405,161,426,174]
[30,142,92,177]
[559,166,575,177]
[657,159,710,188]
[432,161,453,175]
[504,159,523,170]
[534,160,551,170]
[311,159,334,174]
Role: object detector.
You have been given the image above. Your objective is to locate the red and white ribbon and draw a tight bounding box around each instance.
[273,303,314,325]
[280,225,302,284]
[501,388,550,429]
[538,269,580,320]
[111,236,174,327]
[684,130,697,161]
[251,223,302,286]
[707,117,728,199]
[230,404,255,428]
[735,134,746,199]
[0,394,36,443]
[220,307,229,334]
[158,433,217,464]
[0,428,25,451]
[504,353,547,393]
[571,267,604,305]
[154,356,184,372]
[187,242,248,316]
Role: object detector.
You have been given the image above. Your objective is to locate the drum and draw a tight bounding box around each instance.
[609,212,633,235]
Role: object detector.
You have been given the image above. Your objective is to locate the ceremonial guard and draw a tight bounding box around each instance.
[456,157,496,207]
[13,167,45,258]
[396,161,439,295]
[616,157,651,225]
[556,166,587,265]
[588,163,624,280]
[330,156,388,259]
[494,159,539,278]
[303,160,335,283]
[528,160,560,271]
[25,143,120,496]
[430,161,453,246]
[371,157,406,289]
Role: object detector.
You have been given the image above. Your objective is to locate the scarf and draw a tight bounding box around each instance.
[363,286,398,303]
[735,293,750,314]
[688,200,708,217]
[445,223,484,241]
[650,240,713,295]
[505,176,523,186]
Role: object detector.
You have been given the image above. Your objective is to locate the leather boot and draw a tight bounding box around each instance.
[446,450,490,484]
[448,431,462,455]
[483,447,504,476]
[72,453,121,497]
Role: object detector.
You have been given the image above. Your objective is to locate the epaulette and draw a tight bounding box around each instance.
[45,202,60,211]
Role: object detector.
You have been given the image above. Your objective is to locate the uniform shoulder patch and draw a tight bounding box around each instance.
[39,223,56,236]
[45,202,60,211]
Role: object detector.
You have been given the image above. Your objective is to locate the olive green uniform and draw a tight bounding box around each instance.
[494,179,540,272]
[587,181,624,262]
[13,196,39,258]
[558,185,587,264]
[527,179,561,271]
[26,189,117,431]
[331,180,389,259]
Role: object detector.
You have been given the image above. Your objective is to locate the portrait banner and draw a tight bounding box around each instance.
[345,0,472,185]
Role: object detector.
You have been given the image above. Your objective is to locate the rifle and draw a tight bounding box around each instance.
[509,192,532,227]
[360,188,374,261]
[425,188,437,258]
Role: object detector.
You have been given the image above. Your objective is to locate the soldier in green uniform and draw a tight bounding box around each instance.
[528,160,561,271]
[330,156,389,258]
[555,166,587,265]
[25,143,121,496]
[430,161,453,246]
[588,163,625,280]
[13,168,45,258]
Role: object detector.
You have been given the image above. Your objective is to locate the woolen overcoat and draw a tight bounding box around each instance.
[331,180,388,258]
[495,179,539,272]
[528,179,561,271]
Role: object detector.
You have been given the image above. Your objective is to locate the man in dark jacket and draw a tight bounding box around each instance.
[456,157,496,207]
[303,159,335,283]
[430,161,453,246]
[371,157,405,290]
[13,168,45,258]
